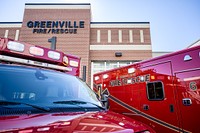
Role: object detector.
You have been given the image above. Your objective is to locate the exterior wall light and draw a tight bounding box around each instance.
[115,52,122,57]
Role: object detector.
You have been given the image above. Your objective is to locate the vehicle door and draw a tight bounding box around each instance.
[175,68,200,133]
[139,61,180,133]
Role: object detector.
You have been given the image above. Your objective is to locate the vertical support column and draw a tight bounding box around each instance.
[108,30,111,43]
[140,30,144,43]
[97,30,101,43]
[82,65,87,82]
[4,30,9,38]
[15,30,20,40]
[129,30,133,43]
[118,30,122,43]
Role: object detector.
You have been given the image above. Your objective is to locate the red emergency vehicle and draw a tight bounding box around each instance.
[0,38,155,133]
[93,45,200,133]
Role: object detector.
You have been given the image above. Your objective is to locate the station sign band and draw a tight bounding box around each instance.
[27,20,85,34]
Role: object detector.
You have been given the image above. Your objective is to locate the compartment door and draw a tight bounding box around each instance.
[140,61,180,133]
[175,68,200,133]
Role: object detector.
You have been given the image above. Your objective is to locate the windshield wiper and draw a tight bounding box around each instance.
[53,100,86,104]
[53,100,106,110]
[0,100,50,112]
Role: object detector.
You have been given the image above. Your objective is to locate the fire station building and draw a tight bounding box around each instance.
[0,3,152,85]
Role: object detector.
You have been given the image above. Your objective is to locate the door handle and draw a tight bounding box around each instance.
[170,104,174,112]
[182,98,192,106]
[143,104,149,110]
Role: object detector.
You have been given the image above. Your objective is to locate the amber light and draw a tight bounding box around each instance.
[19,129,33,133]
[151,75,155,80]
[63,56,69,66]
[69,60,79,67]
[60,121,71,125]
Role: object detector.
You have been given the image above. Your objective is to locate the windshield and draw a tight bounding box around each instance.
[0,65,102,111]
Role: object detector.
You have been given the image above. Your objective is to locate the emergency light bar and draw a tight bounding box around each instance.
[0,38,81,76]
[0,55,72,71]
[7,40,62,61]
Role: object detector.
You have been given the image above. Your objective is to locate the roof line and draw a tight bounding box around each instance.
[91,22,150,24]
[25,3,91,5]
[0,22,22,24]
[187,39,200,48]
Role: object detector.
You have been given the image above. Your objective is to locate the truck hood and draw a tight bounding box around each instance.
[0,111,151,133]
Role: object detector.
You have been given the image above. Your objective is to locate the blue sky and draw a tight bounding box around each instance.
[0,0,200,52]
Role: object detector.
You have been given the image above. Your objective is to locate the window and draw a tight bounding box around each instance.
[4,30,9,38]
[108,30,111,43]
[91,61,133,87]
[15,30,20,40]
[97,30,100,43]
[129,30,133,43]
[106,62,118,70]
[140,30,144,43]
[92,61,133,74]
[0,65,101,106]
[118,30,122,43]
[147,81,164,100]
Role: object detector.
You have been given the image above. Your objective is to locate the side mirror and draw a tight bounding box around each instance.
[101,94,109,109]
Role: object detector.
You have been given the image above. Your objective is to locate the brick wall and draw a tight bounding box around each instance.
[0,27,21,40]
[19,4,91,82]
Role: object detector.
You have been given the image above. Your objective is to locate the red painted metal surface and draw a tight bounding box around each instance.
[0,111,154,133]
[93,45,200,133]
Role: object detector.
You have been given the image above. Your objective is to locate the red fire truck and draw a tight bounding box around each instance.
[0,38,155,133]
[93,45,200,133]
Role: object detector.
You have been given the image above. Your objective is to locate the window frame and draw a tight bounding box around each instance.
[146,81,165,101]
